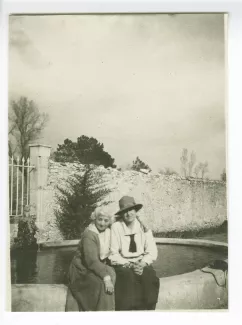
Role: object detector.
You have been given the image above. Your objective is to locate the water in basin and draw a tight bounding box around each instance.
[10,244,227,284]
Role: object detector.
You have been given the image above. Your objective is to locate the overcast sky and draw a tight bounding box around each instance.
[9,14,226,179]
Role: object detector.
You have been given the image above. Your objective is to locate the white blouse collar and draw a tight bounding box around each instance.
[121,218,142,235]
[87,223,100,235]
[87,223,111,260]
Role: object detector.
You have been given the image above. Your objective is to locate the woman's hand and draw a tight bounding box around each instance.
[133,261,147,275]
[103,276,114,295]
[123,262,132,268]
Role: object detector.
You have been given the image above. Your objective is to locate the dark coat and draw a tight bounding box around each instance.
[67,229,115,311]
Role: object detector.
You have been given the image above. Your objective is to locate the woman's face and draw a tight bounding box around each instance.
[95,214,110,232]
[122,208,137,225]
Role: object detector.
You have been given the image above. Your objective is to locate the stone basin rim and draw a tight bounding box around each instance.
[11,266,228,289]
[39,238,228,249]
[11,268,228,311]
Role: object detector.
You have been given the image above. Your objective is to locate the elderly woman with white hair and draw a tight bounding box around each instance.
[65,206,116,311]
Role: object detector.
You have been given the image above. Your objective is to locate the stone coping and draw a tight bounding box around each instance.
[39,238,228,249]
[155,238,228,249]
[11,268,228,311]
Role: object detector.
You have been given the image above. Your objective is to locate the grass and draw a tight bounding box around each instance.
[154,221,228,243]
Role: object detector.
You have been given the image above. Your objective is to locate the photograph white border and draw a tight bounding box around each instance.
[1,0,242,324]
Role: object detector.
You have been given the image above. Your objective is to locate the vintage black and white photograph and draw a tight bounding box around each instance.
[8,13,228,311]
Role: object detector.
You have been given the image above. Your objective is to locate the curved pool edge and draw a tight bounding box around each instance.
[39,238,228,249]
[155,238,228,249]
[157,268,228,310]
[11,268,228,311]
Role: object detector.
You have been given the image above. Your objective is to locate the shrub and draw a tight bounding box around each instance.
[13,205,38,250]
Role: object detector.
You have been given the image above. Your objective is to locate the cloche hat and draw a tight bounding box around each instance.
[115,196,143,215]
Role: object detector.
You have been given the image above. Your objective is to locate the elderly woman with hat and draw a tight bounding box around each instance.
[65,206,116,311]
[109,196,160,311]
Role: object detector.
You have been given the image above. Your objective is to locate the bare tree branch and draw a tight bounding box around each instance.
[8,96,49,160]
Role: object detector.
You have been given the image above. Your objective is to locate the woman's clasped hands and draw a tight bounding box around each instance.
[125,261,147,275]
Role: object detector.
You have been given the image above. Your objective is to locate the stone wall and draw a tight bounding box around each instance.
[36,160,227,242]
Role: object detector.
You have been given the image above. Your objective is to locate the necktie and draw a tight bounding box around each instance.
[129,234,137,253]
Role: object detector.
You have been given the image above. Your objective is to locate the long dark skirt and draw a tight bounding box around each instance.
[66,265,116,311]
[113,265,160,311]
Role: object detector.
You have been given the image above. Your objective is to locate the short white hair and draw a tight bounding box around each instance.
[90,206,115,225]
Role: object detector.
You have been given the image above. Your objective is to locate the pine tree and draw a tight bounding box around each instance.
[55,165,112,239]
[53,136,116,168]
[131,157,151,172]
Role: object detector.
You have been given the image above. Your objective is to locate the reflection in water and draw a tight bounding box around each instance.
[11,250,38,284]
[11,244,227,284]
[153,245,227,278]
[36,248,75,284]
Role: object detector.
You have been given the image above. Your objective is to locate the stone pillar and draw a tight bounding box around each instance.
[29,144,51,229]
